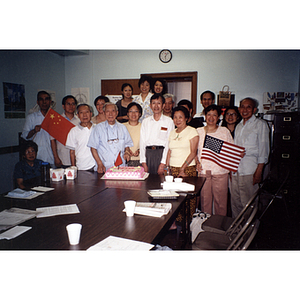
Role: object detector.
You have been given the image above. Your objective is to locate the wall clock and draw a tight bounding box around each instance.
[159,49,172,63]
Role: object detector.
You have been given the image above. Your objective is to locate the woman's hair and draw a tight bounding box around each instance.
[153,78,167,94]
[138,75,153,89]
[203,104,222,116]
[21,140,38,158]
[121,83,133,99]
[178,99,193,115]
[127,102,143,117]
[94,95,109,107]
[221,106,242,127]
[171,105,190,120]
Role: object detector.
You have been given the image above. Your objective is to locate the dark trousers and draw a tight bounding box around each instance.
[146,148,164,174]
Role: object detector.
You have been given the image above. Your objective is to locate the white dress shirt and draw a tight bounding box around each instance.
[140,114,175,164]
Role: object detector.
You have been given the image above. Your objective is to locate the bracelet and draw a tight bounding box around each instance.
[185,160,189,166]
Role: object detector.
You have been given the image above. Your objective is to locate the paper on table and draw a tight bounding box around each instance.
[0,208,37,226]
[5,188,44,199]
[31,186,55,192]
[0,226,32,240]
[36,204,80,218]
[87,235,154,251]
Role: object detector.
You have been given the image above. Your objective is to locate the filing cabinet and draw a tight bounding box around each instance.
[271,112,300,197]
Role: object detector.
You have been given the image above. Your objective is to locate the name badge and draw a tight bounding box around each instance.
[161,127,167,131]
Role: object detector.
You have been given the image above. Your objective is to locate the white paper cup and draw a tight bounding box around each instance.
[165,175,174,183]
[66,223,82,245]
[174,177,183,183]
[124,200,136,217]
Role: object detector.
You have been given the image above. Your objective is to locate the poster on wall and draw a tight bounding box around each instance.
[3,82,26,118]
[71,87,90,105]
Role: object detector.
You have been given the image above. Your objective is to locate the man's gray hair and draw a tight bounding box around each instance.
[240,97,259,108]
[163,93,175,102]
[103,102,118,112]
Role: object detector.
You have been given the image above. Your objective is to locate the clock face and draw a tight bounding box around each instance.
[159,50,172,63]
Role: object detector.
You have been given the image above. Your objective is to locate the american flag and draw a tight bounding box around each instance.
[201,135,245,172]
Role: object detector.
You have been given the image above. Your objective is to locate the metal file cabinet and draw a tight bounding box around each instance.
[271,111,300,197]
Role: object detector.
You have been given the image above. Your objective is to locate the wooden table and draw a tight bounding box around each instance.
[0,172,205,250]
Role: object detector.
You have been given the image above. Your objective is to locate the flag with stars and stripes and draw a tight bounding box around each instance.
[201,135,245,172]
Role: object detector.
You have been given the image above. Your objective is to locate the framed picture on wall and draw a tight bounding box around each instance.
[3,82,26,119]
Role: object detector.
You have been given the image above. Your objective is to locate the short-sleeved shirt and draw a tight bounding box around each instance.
[168,126,199,167]
[139,114,175,164]
[197,126,234,175]
[13,159,43,187]
[87,120,133,169]
[124,122,141,161]
[133,92,153,122]
[50,113,80,166]
[65,124,96,170]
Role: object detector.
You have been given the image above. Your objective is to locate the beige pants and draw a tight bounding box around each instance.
[230,173,259,219]
[200,172,229,216]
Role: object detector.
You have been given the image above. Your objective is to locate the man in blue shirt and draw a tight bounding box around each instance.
[88,102,133,173]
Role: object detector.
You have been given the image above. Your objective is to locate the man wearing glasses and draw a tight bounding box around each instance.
[88,102,133,173]
[50,95,80,167]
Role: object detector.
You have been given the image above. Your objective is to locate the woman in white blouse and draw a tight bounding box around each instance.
[133,75,153,122]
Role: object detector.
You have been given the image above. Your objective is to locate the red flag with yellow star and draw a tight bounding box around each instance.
[41,108,75,145]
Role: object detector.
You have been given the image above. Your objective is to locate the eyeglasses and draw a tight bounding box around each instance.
[226,112,237,117]
[107,138,119,144]
[107,127,119,144]
[65,102,76,106]
[25,149,36,154]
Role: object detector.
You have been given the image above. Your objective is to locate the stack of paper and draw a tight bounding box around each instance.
[87,235,154,250]
[123,202,172,217]
[0,226,32,240]
[5,188,43,199]
[36,204,80,218]
[0,207,38,232]
[147,189,179,199]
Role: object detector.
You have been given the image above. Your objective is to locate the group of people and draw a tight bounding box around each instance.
[15,75,270,227]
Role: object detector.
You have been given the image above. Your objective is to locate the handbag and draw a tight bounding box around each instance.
[218,85,231,106]
[190,209,211,243]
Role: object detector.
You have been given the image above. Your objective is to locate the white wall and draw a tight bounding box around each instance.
[0,50,65,193]
[65,50,300,113]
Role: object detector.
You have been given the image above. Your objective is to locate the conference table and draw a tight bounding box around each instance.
[0,171,205,250]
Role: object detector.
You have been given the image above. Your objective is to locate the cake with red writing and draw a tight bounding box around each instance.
[104,166,145,180]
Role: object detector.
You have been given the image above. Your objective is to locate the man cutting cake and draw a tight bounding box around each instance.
[88,102,133,173]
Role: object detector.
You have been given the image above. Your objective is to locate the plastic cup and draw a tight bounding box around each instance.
[124,200,136,217]
[174,177,183,183]
[165,175,174,183]
[66,223,82,245]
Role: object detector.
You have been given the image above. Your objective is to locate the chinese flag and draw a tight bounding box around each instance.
[41,108,75,146]
[114,151,123,167]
